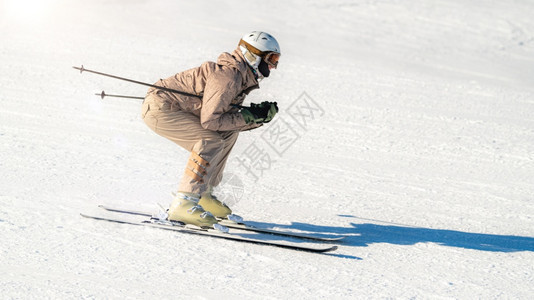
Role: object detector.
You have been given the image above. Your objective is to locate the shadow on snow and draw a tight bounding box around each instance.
[244,215,534,256]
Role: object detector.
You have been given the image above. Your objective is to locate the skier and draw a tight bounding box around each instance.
[141,31,281,227]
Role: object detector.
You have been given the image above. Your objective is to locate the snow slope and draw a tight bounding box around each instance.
[1,0,534,298]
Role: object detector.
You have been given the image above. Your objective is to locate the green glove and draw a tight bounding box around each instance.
[263,101,278,123]
[240,101,279,124]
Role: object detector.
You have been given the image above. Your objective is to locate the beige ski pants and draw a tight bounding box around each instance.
[141,96,239,194]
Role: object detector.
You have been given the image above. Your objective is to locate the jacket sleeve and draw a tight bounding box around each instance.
[237,122,263,132]
[200,70,249,131]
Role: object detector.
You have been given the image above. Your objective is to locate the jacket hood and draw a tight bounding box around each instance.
[217,48,259,88]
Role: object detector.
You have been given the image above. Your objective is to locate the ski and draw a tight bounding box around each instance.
[98,205,345,242]
[80,213,338,253]
[218,220,345,242]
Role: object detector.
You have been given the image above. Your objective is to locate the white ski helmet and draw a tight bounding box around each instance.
[239,31,281,79]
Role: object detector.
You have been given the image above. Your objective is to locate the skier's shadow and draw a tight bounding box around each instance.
[243,215,534,260]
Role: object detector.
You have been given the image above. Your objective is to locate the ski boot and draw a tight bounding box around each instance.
[167,192,218,228]
[198,191,232,219]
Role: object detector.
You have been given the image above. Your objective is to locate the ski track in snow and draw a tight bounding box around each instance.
[1,0,534,298]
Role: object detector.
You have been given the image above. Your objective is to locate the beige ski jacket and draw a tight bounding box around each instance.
[146,48,261,131]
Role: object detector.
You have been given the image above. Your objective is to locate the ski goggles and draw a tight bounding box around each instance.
[264,52,280,69]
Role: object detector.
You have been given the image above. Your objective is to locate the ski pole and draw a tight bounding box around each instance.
[96,91,144,100]
[74,65,246,109]
[73,65,202,99]
[94,90,245,108]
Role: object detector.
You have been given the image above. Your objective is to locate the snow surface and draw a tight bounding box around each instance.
[1,0,534,298]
